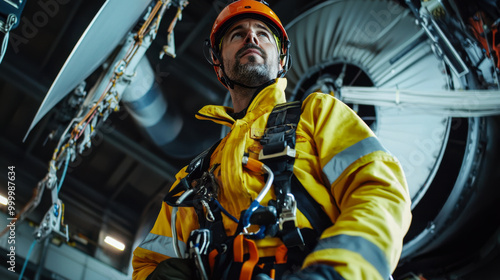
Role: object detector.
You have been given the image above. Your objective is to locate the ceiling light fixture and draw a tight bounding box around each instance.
[104,236,125,251]
[0,195,8,206]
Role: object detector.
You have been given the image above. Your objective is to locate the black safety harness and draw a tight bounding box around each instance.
[164,101,333,279]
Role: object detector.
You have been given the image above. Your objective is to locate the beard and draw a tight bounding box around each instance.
[226,44,278,87]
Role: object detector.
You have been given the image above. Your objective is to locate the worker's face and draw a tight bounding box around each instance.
[219,18,282,87]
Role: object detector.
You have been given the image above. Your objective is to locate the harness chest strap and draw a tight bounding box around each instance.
[260,101,332,237]
[259,101,306,247]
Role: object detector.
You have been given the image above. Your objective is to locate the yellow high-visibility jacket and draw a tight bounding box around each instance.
[132,78,412,280]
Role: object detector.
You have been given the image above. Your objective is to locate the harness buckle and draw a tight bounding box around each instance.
[258,144,296,160]
[278,193,297,231]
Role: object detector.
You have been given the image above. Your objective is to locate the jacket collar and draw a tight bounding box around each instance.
[196,78,288,127]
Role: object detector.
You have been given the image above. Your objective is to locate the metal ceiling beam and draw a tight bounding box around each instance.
[39,0,86,71]
[105,156,137,200]
[176,7,216,56]
[0,61,48,102]
[104,130,179,182]
[168,57,225,103]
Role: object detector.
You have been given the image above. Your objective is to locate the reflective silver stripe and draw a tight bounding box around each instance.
[323,136,388,185]
[138,233,186,258]
[314,234,390,279]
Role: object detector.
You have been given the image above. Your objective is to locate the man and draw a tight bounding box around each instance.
[132,1,412,279]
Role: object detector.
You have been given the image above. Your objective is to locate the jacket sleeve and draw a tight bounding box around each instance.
[299,93,412,280]
[132,166,198,280]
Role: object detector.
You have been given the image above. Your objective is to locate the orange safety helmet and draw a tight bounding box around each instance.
[208,0,291,88]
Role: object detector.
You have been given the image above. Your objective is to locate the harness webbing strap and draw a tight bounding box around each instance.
[208,249,218,276]
[290,175,333,234]
[234,235,260,280]
[260,101,305,248]
[275,244,288,264]
[260,101,300,228]
[260,101,334,249]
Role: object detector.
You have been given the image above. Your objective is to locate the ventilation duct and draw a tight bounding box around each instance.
[121,57,221,159]
[122,57,183,146]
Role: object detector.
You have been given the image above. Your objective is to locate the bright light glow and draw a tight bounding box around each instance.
[0,195,7,206]
[104,236,125,251]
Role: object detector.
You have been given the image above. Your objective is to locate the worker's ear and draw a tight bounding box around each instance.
[278,53,287,72]
[211,45,224,67]
[217,65,223,78]
[212,53,221,65]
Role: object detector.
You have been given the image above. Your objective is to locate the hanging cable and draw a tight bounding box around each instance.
[57,151,71,194]
[213,199,239,224]
[18,240,37,280]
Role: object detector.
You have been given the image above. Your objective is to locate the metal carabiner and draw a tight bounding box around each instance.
[241,155,275,238]
[200,199,215,222]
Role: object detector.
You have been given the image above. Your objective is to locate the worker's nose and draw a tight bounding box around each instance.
[244,30,259,45]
